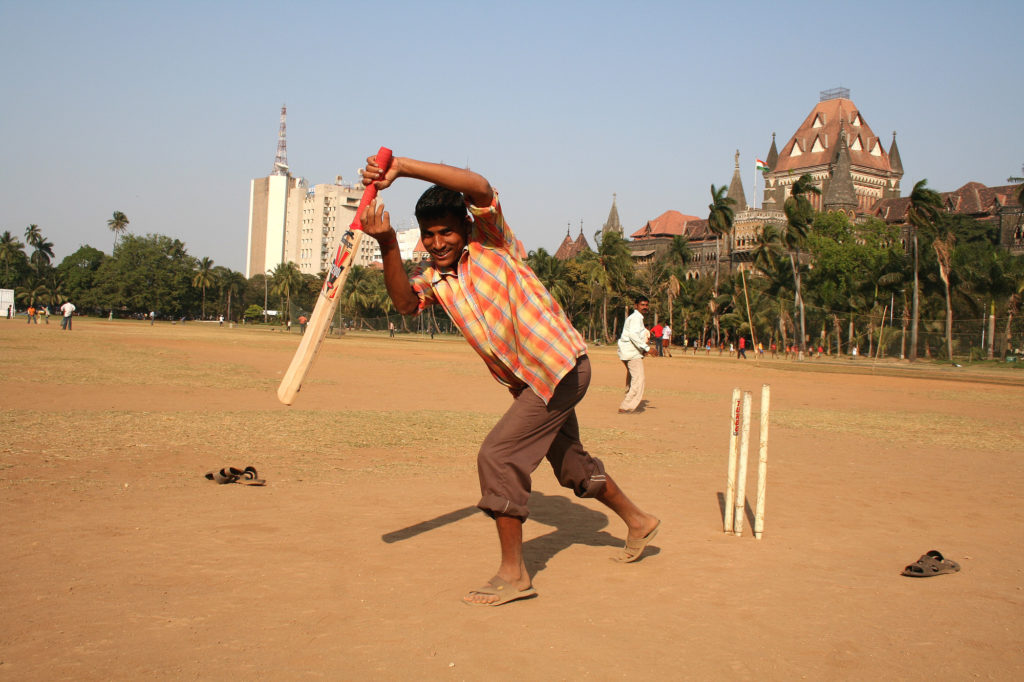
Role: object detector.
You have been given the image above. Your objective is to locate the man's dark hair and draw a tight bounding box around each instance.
[415,185,468,225]
[634,295,649,305]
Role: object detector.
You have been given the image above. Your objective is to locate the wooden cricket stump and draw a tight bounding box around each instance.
[725,384,770,538]
[724,388,742,534]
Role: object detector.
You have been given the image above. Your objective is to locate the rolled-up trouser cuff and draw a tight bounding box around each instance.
[476,356,603,522]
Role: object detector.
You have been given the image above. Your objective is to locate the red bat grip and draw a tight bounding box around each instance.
[350,146,393,230]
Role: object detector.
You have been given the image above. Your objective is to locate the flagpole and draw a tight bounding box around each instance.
[753,156,761,209]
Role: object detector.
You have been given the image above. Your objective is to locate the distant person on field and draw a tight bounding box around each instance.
[298,314,308,334]
[661,323,672,357]
[27,305,36,324]
[618,295,650,413]
[149,311,155,325]
[737,336,747,359]
[60,300,75,330]
[650,321,663,357]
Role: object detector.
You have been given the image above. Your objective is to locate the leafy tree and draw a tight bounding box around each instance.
[57,246,107,310]
[93,233,197,315]
[107,211,130,251]
[192,256,217,318]
[906,179,942,361]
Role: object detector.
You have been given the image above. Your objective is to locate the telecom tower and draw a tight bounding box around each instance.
[246,105,300,278]
[272,105,289,176]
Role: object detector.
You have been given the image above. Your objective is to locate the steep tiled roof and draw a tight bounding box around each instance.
[871,182,1021,224]
[630,210,702,239]
[773,98,894,174]
[553,231,577,260]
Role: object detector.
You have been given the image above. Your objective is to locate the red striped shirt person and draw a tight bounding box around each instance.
[360,154,659,607]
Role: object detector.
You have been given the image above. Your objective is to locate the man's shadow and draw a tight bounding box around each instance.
[381,491,659,574]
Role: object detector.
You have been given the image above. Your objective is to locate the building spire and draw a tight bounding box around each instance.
[823,123,858,213]
[727,149,748,211]
[272,104,289,176]
[888,130,903,174]
[602,193,623,237]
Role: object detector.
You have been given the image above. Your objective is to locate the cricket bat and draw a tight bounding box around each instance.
[276,146,393,405]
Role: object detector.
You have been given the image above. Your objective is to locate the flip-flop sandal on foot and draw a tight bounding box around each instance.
[902,550,961,577]
[613,520,661,563]
[462,577,537,607]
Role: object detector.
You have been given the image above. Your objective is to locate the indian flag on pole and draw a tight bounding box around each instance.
[755,158,770,172]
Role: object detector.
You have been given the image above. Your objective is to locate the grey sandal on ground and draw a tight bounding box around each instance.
[204,466,265,486]
[902,550,961,577]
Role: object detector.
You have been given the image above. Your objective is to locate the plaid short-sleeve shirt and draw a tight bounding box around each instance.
[409,192,586,404]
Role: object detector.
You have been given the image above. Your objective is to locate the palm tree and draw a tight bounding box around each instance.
[930,222,957,362]
[906,179,943,362]
[107,211,130,251]
[24,224,42,248]
[783,174,820,356]
[583,232,633,341]
[191,256,217,319]
[668,235,691,272]
[0,230,25,286]
[526,248,571,308]
[707,185,736,343]
[29,236,54,270]
[220,269,247,322]
[707,184,736,288]
[268,261,304,324]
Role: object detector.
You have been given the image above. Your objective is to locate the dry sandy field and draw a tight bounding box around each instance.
[1,317,1022,680]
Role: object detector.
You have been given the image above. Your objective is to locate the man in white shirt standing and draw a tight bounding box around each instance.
[60,300,76,331]
[617,295,650,413]
[661,322,673,357]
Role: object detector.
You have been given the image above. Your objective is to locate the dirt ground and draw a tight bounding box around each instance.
[1,318,1022,680]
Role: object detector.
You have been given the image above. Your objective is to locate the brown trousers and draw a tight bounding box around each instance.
[476,356,606,520]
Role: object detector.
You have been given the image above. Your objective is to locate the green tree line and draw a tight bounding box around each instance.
[3,183,1022,361]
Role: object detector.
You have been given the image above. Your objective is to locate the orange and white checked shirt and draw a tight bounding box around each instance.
[410,192,587,404]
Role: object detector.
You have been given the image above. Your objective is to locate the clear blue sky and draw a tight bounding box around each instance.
[3,0,1021,273]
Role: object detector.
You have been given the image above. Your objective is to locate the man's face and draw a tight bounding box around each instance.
[636,300,650,316]
[421,216,469,269]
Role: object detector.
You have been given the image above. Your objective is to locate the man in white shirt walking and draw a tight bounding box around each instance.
[617,295,650,413]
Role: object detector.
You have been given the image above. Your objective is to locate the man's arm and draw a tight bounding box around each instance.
[362,156,493,207]
[360,200,420,315]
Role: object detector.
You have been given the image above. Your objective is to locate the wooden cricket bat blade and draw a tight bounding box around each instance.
[276,230,364,405]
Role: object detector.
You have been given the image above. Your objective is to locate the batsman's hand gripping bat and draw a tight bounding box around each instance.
[276,146,393,405]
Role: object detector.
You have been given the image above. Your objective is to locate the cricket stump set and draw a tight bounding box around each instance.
[724,384,770,539]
